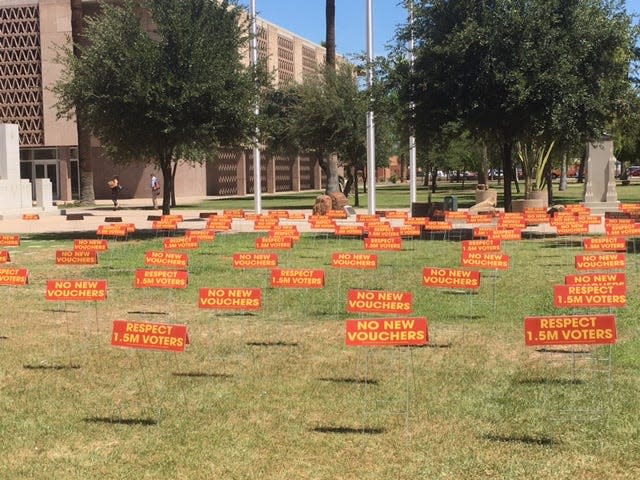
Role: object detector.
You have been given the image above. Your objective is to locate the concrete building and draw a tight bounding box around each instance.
[0,0,327,202]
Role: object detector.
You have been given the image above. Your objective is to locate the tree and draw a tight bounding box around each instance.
[70,0,95,204]
[323,0,340,194]
[408,0,637,211]
[55,0,256,214]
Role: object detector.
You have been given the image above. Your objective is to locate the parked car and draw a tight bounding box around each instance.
[628,166,640,177]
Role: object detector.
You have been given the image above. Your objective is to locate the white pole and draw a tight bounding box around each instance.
[408,0,417,206]
[366,0,376,214]
[250,0,262,214]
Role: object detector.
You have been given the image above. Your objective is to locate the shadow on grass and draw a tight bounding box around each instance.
[209,312,257,317]
[172,372,233,379]
[513,377,584,386]
[535,348,591,354]
[311,426,385,435]
[246,341,299,347]
[318,377,378,385]
[43,308,79,313]
[23,363,80,370]
[0,335,8,340]
[127,310,168,315]
[83,417,157,426]
[540,240,582,249]
[441,290,480,296]
[482,433,555,446]
[447,313,485,320]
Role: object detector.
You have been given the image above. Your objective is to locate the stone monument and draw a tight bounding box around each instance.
[583,135,619,214]
[0,123,55,219]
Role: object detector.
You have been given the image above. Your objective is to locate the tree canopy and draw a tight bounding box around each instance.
[407,0,638,210]
[54,0,257,213]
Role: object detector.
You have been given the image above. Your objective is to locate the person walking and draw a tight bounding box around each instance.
[108,175,121,210]
[150,173,160,209]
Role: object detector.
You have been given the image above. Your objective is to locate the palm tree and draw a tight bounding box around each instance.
[325,0,335,69]
[70,0,95,204]
[324,0,340,194]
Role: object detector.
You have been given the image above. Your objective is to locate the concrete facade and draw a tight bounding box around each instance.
[0,0,328,202]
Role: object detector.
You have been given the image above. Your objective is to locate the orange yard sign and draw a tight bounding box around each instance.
[73,239,108,252]
[485,229,522,241]
[397,225,422,238]
[185,229,215,242]
[524,315,616,346]
[345,317,428,346]
[45,280,107,301]
[575,254,625,270]
[462,239,501,253]
[605,223,640,236]
[0,250,10,263]
[163,237,200,250]
[461,252,509,270]
[111,320,188,352]
[206,218,232,230]
[22,214,39,220]
[364,236,402,250]
[0,235,20,247]
[422,267,481,290]
[0,268,28,285]
[270,268,325,288]
[55,250,98,265]
[553,284,626,308]
[331,253,378,269]
[144,251,189,268]
[152,220,178,231]
[232,253,278,268]
[134,269,188,289]
[424,221,453,231]
[97,224,128,237]
[554,223,590,235]
[334,225,365,237]
[346,289,413,315]
[255,236,293,250]
[198,288,262,310]
[564,273,626,288]
[583,237,627,252]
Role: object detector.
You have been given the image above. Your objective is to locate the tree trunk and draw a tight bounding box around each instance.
[158,151,172,215]
[502,141,513,212]
[477,143,488,185]
[171,161,178,208]
[577,150,586,183]
[430,166,437,193]
[325,154,340,194]
[325,0,336,69]
[343,165,354,197]
[354,169,360,207]
[559,152,568,191]
[71,0,95,204]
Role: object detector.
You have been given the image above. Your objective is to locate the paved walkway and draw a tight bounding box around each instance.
[0,196,321,235]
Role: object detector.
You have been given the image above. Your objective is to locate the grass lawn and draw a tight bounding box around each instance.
[0,206,639,478]
[172,179,640,212]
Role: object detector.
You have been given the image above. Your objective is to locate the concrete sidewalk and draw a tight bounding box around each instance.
[0,196,320,235]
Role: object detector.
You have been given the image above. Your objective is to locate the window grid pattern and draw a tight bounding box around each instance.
[0,5,44,146]
[277,35,294,86]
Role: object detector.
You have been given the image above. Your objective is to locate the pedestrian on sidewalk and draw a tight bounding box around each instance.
[150,173,161,209]
[107,175,121,210]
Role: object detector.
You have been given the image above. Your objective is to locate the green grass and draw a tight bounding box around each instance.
[0,227,639,479]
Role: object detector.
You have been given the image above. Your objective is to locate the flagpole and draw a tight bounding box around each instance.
[250,0,262,214]
[408,0,417,206]
[366,0,376,214]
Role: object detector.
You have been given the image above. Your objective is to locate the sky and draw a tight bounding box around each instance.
[241,1,409,57]
[243,0,640,58]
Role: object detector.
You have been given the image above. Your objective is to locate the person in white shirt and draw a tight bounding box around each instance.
[150,173,160,209]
